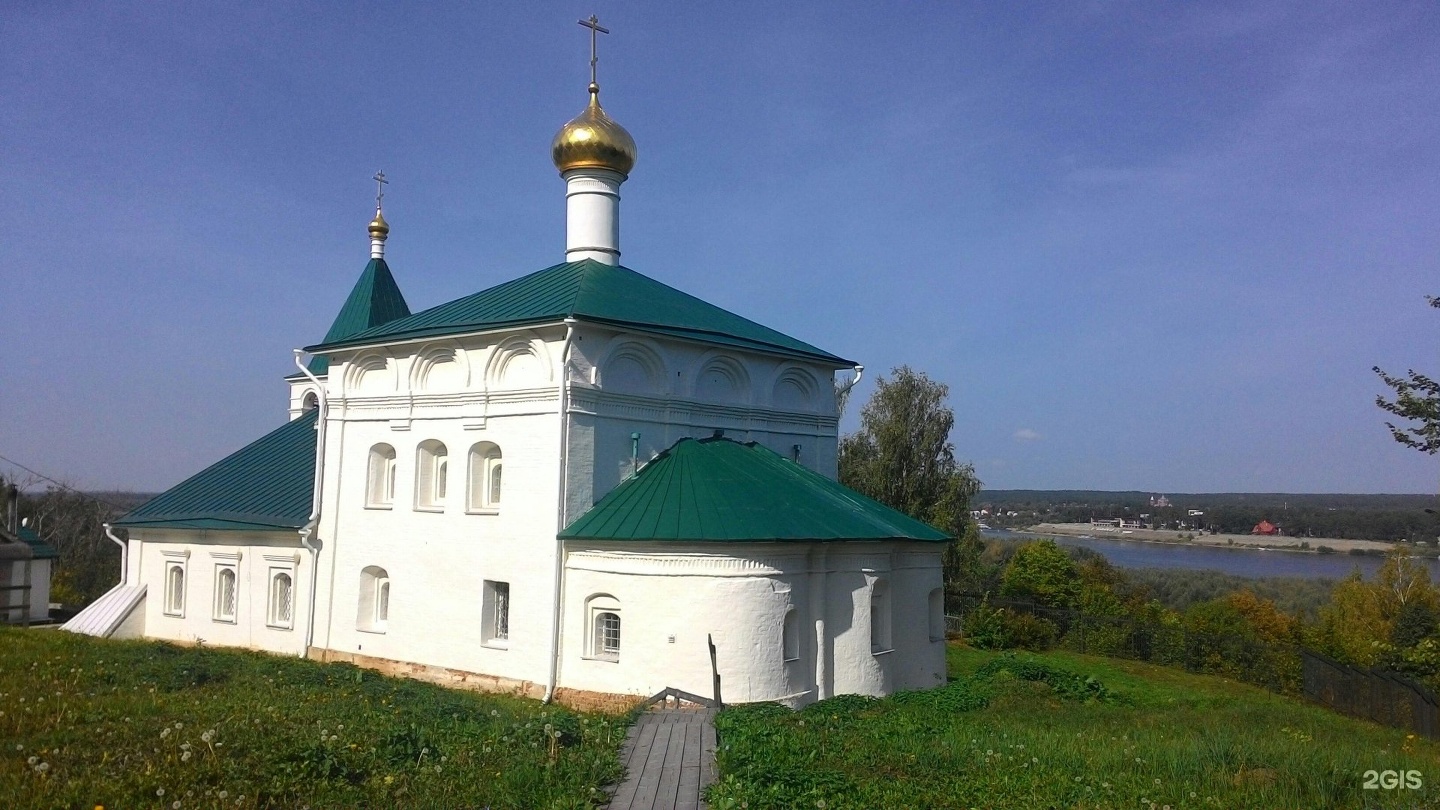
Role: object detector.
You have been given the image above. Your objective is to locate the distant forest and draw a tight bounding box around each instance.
[977,490,1440,543]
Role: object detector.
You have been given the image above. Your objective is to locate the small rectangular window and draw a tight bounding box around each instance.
[482,580,510,648]
[783,608,800,662]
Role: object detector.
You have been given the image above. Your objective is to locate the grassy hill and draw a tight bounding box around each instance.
[0,628,625,809]
[709,646,1440,809]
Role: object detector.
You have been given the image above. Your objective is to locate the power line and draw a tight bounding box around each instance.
[0,452,133,513]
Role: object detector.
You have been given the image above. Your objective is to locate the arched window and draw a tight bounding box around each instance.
[585,594,621,662]
[367,444,397,508]
[468,442,503,512]
[415,441,448,510]
[358,566,390,633]
[164,564,186,617]
[928,587,945,643]
[270,572,294,629]
[782,607,800,662]
[870,579,892,654]
[213,566,237,622]
[302,391,319,411]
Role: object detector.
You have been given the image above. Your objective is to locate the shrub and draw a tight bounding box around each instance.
[1000,609,1058,651]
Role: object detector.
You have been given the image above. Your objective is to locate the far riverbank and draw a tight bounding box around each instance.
[985,526,1440,580]
[1024,522,1427,556]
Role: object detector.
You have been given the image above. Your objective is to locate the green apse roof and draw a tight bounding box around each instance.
[560,436,950,543]
[307,257,411,375]
[17,526,58,560]
[114,411,318,532]
[307,259,853,366]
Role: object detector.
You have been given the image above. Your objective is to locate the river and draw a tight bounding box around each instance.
[981,528,1440,580]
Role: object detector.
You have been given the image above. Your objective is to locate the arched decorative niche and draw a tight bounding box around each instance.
[344,353,395,395]
[411,344,469,392]
[486,335,553,388]
[692,353,750,405]
[357,565,390,633]
[770,365,820,412]
[597,338,667,395]
[301,390,319,411]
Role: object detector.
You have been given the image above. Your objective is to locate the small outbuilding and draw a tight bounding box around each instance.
[1251,520,1281,536]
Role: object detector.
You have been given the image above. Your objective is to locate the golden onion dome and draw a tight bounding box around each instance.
[368,208,389,239]
[551,84,637,176]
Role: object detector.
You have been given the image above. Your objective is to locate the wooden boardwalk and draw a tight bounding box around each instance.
[606,705,717,810]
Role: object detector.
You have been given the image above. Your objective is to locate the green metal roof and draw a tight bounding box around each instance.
[561,436,950,543]
[307,257,412,375]
[17,526,58,560]
[114,411,318,531]
[307,259,852,366]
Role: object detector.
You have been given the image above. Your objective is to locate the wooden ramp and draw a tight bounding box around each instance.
[607,699,717,810]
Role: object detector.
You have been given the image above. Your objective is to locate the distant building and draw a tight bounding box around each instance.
[1252,520,1281,536]
[1150,495,1171,508]
[0,485,57,625]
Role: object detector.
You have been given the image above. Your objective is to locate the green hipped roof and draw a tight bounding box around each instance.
[17,526,58,560]
[307,259,853,366]
[307,258,412,375]
[560,437,950,543]
[114,411,318,532]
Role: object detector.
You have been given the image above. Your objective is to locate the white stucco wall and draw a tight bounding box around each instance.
[309,327,569,686]
[557,542,946,707]
[131,529,309,656]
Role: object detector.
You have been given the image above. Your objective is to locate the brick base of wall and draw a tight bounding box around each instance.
[308,647,646,714]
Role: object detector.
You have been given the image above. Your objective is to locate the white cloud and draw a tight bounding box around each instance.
[1013,428,1043,442]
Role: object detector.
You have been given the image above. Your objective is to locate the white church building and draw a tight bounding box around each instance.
[65,49,950,710]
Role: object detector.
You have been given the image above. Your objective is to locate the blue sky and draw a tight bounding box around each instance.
[4,1,1438,494]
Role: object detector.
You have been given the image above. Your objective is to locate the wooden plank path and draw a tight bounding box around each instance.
[606,705,717,810]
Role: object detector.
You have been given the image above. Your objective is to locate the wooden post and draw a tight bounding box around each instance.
[708,633,722,709]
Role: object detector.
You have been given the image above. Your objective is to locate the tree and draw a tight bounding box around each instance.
[838,366,982,590]
[999,540,1080,608]
[1374,296,1440,462]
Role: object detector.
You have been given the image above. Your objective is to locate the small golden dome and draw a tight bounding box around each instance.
[368,208,389,239]
[551,85,637,176]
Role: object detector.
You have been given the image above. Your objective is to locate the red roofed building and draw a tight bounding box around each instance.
[1252,520,1281,536]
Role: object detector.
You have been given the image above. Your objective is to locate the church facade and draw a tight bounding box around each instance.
[65,63,949,709]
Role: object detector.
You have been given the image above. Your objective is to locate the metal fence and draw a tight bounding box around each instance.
[1301,649,1440,739]
[946,594,1440,738]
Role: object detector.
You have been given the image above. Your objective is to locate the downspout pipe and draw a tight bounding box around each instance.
[294,350,328,659]
[543,318,579,704]
[835,364,864,400]
[103,523,127,586]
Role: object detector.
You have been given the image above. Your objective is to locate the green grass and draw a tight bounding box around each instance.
[0,628,627,809]
[710,644,1440,809]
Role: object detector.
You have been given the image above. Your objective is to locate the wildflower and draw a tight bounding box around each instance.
[26,756,37,766]
[1154,778,1161,785]
[181,751,192,762]
[816,801,827,809]
[161,728,172,739]
[36,762,50,773]
[218,791,228,799]
[157,788,166,797]
[201,730,214,743]
[434,765,443,774]
[172,802,181,809]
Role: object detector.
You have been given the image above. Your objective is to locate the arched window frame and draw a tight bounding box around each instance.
[585,594,622,662]
[415,440,448,511]
[928,587,945,643]
[870,578,892,654]
[782,606,801,662]
[357,566,390,633]
[213,565,238,623]
[467,442,503,513]
[162,556,187,618]
[269,571,295,630]
[366,444,397,508]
